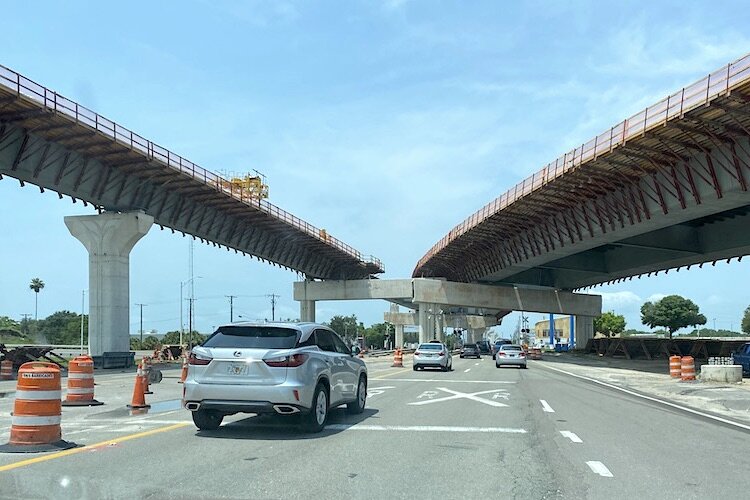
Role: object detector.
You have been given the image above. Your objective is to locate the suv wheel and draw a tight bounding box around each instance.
[347,375,367,414]
[302,383,328,433]
[191,409,223,431]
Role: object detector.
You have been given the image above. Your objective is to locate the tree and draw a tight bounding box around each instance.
[593,312,626,337]
[742,305,750,334]
[130,337,142,350]
[36,310,87,345]
[142,335,161,350]
[29,278,45,320]
[640,295,706,338]
[327,315,359,343]
[161,330,183,345]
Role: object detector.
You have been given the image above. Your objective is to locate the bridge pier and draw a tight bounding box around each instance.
[417,304,429,343]
[574,316,594,349]
[394,324,404,349]
[65,211,153,357]
[300,300,316,322]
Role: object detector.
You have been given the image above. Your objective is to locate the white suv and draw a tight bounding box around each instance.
[183,322,368,433]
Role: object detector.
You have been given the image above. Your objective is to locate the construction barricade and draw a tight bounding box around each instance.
[0,362,76,453]
[669,355,682,378]
[391,349,404,368]
[0,359,13,380]
[62,355,103,406]
[680,356,696,381]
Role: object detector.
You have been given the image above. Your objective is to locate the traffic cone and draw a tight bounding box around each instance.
[178,356,188,384]
[127,361,150,409]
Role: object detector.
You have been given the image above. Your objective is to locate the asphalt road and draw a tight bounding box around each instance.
[0,356,748,499]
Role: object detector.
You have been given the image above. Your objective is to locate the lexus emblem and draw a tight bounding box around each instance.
[233,351,242,357]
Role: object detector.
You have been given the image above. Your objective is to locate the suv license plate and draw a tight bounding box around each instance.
[227,363,248,376]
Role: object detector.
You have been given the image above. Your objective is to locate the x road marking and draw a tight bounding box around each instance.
[409,388,509,407]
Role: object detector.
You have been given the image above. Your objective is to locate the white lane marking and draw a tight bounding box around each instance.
[410,388,509,407]
[464,368,471,373]
[385,379,515,384]
[327,424,526,433]
[538,363,750,432]
[367,386,395,397]
[540,400,555,413]
[474,363,480,366]
[417,390,439,400]
[560,431,582,443]
[586,461,613,477]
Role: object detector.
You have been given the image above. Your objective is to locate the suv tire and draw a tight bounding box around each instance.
[191,409,223,431]
[302,383,328,433]
[346,375,367,414]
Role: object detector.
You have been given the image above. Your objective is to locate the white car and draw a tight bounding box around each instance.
[495,344,527,369]
[413,342,453,371]
[183,322,368,433]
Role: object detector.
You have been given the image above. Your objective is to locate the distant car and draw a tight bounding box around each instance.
[183,322,368,433]
[476,340,492,355]
[413,342,453,371]
[492,339,512,359]
[460,344,481,359]
[495,344,527,369]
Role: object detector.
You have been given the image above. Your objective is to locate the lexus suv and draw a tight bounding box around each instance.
[183,322,368,433]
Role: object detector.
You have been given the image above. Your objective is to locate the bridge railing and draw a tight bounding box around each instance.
[417,52,750,271]
[0,65,383,273]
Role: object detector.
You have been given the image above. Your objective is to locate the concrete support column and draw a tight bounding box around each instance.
[300,300,316,322]
[435,311,444,342]
[574,316,594,348]
[395,324,404,349]
[65,211,153,357]
[417,304,429,343]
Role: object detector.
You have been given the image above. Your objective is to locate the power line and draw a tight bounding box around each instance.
[267,294,280,322]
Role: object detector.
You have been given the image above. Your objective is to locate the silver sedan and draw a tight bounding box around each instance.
[495,344,527,369]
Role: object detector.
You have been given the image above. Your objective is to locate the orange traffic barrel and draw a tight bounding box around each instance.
[0,359,13,380]
[680,356,696,381]
[391,349,404,368]
[0,362,76,453]
[669,355,682,378]
[178,356,188,384]
[62,355,103,407]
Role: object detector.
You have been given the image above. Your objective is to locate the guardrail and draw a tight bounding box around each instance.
[0,65,383,273]
[416,52,750,271]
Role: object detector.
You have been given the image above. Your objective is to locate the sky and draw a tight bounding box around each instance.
[1,1,750,337]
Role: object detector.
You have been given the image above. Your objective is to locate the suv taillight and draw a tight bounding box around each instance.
[189,352,212,365]
[519,352,526,357]
[264,354,308,368]
[438,351,445,356]
[414,351,421,356]
[498,352,506,357]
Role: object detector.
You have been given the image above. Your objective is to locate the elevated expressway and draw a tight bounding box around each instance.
[0,64,382,355]
[0,64,383,280]
[414,53,750,291]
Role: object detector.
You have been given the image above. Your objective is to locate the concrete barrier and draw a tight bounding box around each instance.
[700,365,743,383]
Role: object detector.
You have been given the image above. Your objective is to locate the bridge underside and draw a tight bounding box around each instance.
[0,68,382,279]
[415,55,750,289]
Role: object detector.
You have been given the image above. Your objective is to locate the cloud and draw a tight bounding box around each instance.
[645,293,668,303]
[600,291,642,310]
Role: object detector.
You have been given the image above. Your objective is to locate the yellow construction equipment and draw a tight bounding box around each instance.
[216,171,269,199]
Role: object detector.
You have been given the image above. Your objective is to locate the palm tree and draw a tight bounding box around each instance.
[29,278,45,320]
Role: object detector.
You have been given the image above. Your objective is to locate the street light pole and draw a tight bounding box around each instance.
[80,290,87,355]
[180,277,203,347]
[226,295,237,322]
[136,303,147,344]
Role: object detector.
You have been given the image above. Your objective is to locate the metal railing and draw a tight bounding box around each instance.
[416,52,750,271]
[0,65,383,272]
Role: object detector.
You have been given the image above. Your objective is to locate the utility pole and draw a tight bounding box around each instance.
[136,303,147,344]
[267,294,280,321]
[188,297,196,349]
[226,295,237,322]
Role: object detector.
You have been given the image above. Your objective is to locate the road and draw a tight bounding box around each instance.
[1,356,748,499]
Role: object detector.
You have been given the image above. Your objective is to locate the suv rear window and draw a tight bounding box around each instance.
[202,326,299,349]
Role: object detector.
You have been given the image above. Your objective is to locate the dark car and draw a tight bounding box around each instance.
[492,339,512,359]
[460,344,481,358]
[476,340,491,355]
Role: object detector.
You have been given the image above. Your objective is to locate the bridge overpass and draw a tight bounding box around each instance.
[0,64,383,355]
[0,64,383,280]
[414,53,750,290]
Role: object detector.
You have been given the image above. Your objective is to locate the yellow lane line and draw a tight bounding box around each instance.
[0,422,189,473]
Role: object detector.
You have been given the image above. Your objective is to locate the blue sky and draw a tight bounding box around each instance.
[1,1,749,336]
